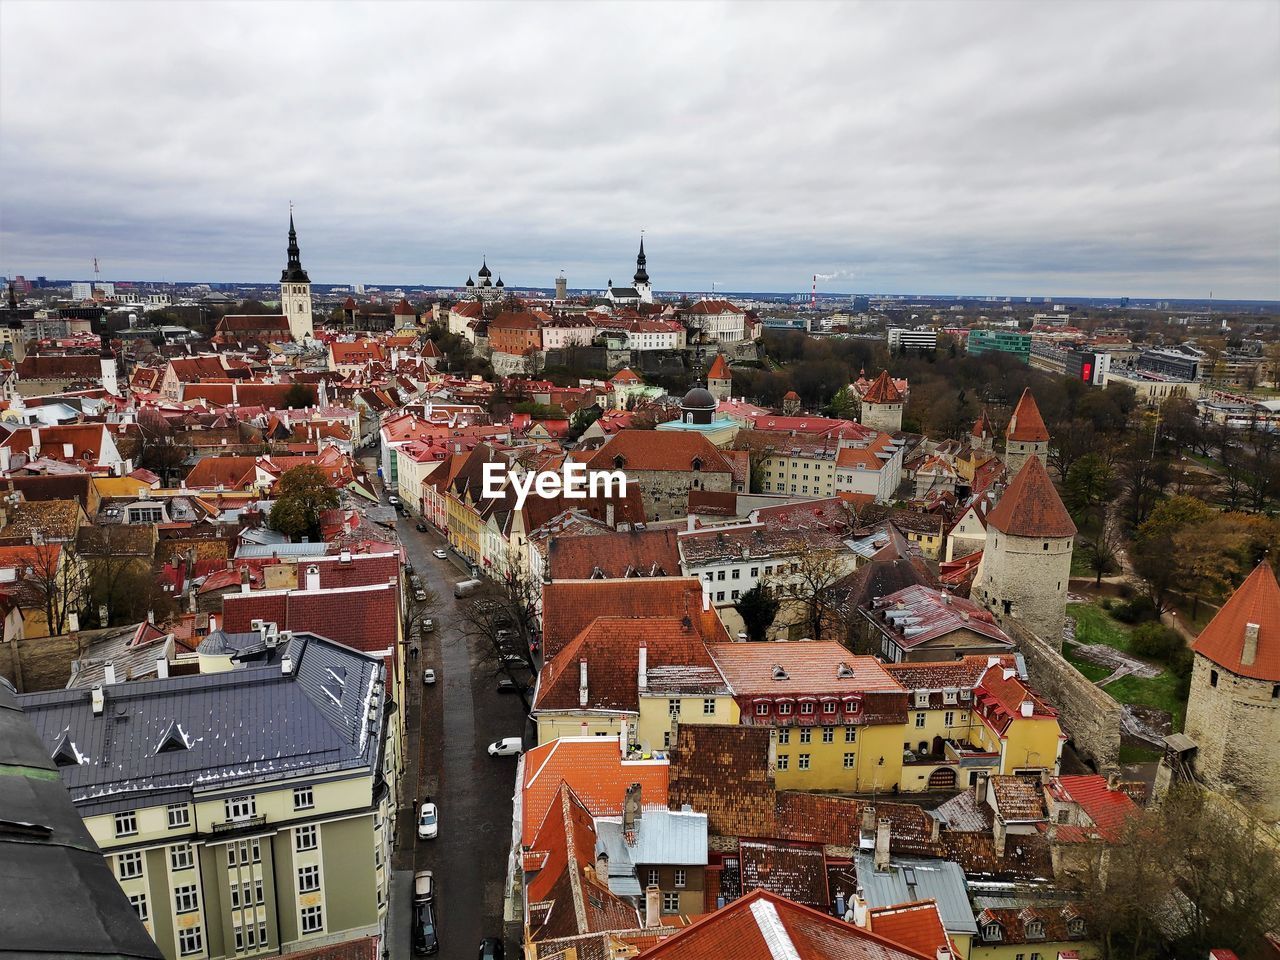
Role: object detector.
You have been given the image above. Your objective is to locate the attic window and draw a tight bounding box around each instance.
[51,731,82,766]
[155,720,190,754]
[837,663,854,679]
[613,455,625,469]
[772,665,788,681]
[1067,918,1085,936]
[1025,921,1044,940]
[983,923,1002,942]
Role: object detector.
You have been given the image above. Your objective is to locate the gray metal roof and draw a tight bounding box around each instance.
[235,541,330,558]
[18,632,385,817]
[595,807,708,896]
[0,679,164,959]
[854,852,978,936]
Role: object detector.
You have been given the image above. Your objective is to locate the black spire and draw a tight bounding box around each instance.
[633,236,649,285]
[477,257,492,279]
[280,211,311,283]
[6,282,16,311]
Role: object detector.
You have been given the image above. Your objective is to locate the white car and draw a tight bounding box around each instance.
[433,549,447,560]
[417,802,438,839]
[421,617,435,633]
[488,738,523,757]
[423,668,436,685]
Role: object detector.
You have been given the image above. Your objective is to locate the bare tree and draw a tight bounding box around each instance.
[457,548,542,712]
[15,542,90,637]
[767,544,850,642]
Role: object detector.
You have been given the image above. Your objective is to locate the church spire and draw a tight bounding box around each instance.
[281,208,310,283]
[633,235,649,286]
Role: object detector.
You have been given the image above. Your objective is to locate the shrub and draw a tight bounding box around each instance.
[1113,596,1158,624]
[1100,597,1113,611]
[1131,622,1185,661]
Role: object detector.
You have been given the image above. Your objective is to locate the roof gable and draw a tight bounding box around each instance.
[1191,561,1280,680]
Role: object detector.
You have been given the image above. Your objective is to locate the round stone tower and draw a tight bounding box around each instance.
[859,370,904,433]
[1004,388,1049,476]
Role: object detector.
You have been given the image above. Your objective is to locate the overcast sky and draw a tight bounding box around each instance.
[2,1,1277,299]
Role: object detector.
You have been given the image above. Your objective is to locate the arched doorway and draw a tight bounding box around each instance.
[928,768,957,790]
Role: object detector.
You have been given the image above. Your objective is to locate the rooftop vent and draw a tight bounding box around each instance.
[155,719,190,755]
[772,665,789,681]
[837,663,855,679]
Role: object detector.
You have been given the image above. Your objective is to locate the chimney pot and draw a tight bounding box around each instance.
[1242,622,1260,666]
[644,884,661,928]
[156,656,169,680]
[873,819,891,872]
[579,659,589,708]
[103,661,117,686]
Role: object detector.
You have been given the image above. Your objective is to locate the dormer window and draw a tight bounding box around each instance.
[1067,918,1085,937]
[772,665,788,681]
[613,455,625,469]
[1025,921,1044,940]
[777,702,793,715]
[983,924,1003,942]
[691,457,703,471]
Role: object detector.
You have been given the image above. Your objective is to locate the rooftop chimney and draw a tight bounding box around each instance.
[874,819,891,872]
[595,850,609,881]
[305,564,320,591]
[103,662,116,686]
[155,657,169,680]
[90,685,104,715]
[645,885,661,928]
[637,644,648,692]
[1242,622,1260,666]
[579,659,589,707]
[240,566,251,593]
[1020,699,1034,718]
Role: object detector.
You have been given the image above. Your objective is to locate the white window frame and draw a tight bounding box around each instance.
[295,825,318,852]
[167,803,191,829]
[300,904,324,934]
[293,785,315,810]
[225,795,256,822]
[703,698,716,715]
[129,891,149,921]
[170,843,194,871]
[174,883,199,914]
[298,864,321,893]
[117,851,143,880]
[663,891,680,913]
[114,811,138,837]
[798,753,811,770]
[844,752,856,768]
[674,868,686,888]
[178,926,203,957]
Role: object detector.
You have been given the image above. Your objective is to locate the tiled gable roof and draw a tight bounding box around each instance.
[988,775,1047,822]
[706,355,731,380]
[1053,774,1139,842]
[548,528,680,580]
[867,900,952,958]
[863,370,904,404]
[586,430,732,475]
[1191,561,1280,681]
[984,458,1076,539]
[221,582,399,657]
[1005,388,1049,442]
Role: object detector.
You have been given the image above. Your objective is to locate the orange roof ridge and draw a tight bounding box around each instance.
[985,457,1075,539]
[1192,561,1279,681]
[1006,388,1049,442]
[707,354,731,380]
[863,369,903,404]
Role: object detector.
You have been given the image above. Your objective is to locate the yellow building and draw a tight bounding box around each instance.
[969,905,1099,960]
[706,641,910,793]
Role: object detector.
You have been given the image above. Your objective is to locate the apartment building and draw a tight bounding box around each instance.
[19,629,395,960]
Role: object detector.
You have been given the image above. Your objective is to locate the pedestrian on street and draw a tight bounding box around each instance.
[410,645,418,659]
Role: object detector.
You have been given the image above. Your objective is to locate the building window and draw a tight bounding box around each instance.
[167,803,191,829]
[778,729,789,744]
[983,924,1002,942]
[731,590,740,600]
[778,702,793,715]
[674,868,686,888]
[114,811,138,837]
[750,567,759,577]
[799,728,812,744]
[822,727,834,743]
[298,864,321,893]
[170,844,194,871]
[755,703,769,716]
[823,701,837,714]
[716,570,725,581]
[174,884,199,914]
[178,927,203,956]
[1031,954,1042,960]
[663,731,671,749]
[776,754,789,770]
[648,869,659,887]
[1210,670,1218,687]
[764,565,773,575]
[300,905,324,934]
[798,754,811,770]
[800,702,814,715]
[944,711,955,726]
[844,753,856,768]
[846,727,856,742]
[669,699,681,716]
[915,713,926,728]
[295,825,318,852]
[663,891,680,913]
[704,572,713,582]
[129,892,149,921]
[703,698,716,715]
[117,851,143,880]
[225,795,256,822]
[293,786,314,810]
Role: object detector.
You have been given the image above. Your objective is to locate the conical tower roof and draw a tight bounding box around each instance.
[972,409,993,438]
[280,211,311,283]
[863,369,903,404]
[1193,562,1279,680]
[985,456,1076,539]
[1006,388,1049,442]
[707,354,731,380]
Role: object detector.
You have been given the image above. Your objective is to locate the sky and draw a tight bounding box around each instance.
[1,1,1278,299]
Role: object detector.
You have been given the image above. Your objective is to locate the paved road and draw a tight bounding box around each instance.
[393,519,526,960]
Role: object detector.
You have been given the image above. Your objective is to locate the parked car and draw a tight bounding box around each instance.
[454,578,482,598]
[421,617,435,633]
[499,654,526,668]
[479,937,504,960]
[412,900,439,955]
[413,870,435,904]
[488,738,523,756]
[414,589,428,602]
[405,561,415,575]
[416,521,428,532]
[433,548,448,560]
[387,494,401,506]
[496,678,525,695]
[417,801,438,839]
[423,668,436,685]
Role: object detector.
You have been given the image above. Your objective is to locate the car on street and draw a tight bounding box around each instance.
[433,548,448,559]
[412,900,439,955]
[387,494,401,506]
[417,801,438,839]
[479,938,505,960]
[413,870,435,903]
[421,617,434,632]
[499,654,526,668]
[496,678,525,695]
[488,737,523,756]
[414,588,428,602]
[416,521,428,532]
[423,668,436,685]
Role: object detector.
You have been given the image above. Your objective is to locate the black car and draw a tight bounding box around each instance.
[496,678,526,694]
[413,901,439,955]
[479,938,504,960]
[416,521,428,532]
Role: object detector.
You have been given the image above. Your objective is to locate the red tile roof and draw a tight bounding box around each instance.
[547,528,681,580]
[862,370,904,405]
[635,888,931,960]
[1053,774,1139,843]
[867,901,951,959]
[707,355,731,380]
[586,430,733,475]
[221,581,399,657]
[1191,561,1280,681]
[520,737,670,846]
[541,578,728,658]
[706,642,902,695]
[1005,388,1049,442]
[984,458,1076,539]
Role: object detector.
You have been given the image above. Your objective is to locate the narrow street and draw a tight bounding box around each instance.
[391,515,527,959]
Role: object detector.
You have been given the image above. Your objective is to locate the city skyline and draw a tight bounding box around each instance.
[2,1,1278,299]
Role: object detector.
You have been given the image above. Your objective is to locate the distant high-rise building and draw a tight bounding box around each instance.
[71,281,93,300]
[555,272,567,301]
[279,211,313,341]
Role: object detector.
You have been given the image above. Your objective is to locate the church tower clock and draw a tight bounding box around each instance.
[280,210,313,341]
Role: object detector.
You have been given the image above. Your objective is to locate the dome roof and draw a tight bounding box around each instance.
[465,276,474,287]
[681,387,717,410]
[478,260,492,278]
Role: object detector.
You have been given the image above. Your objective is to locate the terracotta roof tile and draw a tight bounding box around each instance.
[1005,389,1049,442]
[542,578,728,659]
[1191,561,1280,681]
[548,528,681,580]
[867,901,951,958]
[863,370,905,405]
[984,458,1076,539]
[586,431,733,476]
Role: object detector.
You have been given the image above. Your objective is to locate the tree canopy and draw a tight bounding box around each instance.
[268,464,340,542]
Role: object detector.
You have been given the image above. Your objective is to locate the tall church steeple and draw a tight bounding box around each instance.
[279,208,313,341]
[633,234,653,304]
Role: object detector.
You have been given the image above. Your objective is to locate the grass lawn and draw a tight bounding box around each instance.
[1105,672,1187,732]
[1068,602,1134,653]
[1064,647,1112,683]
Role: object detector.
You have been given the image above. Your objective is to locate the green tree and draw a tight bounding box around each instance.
[268,464,340,542]
[1132,495,1216,611]
[824,386,856,420]
[734,585,780,642]
[282,382,314,409]
[568,405,601,441]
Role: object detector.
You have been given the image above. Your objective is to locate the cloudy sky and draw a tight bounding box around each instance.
[2,1,1277,299]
